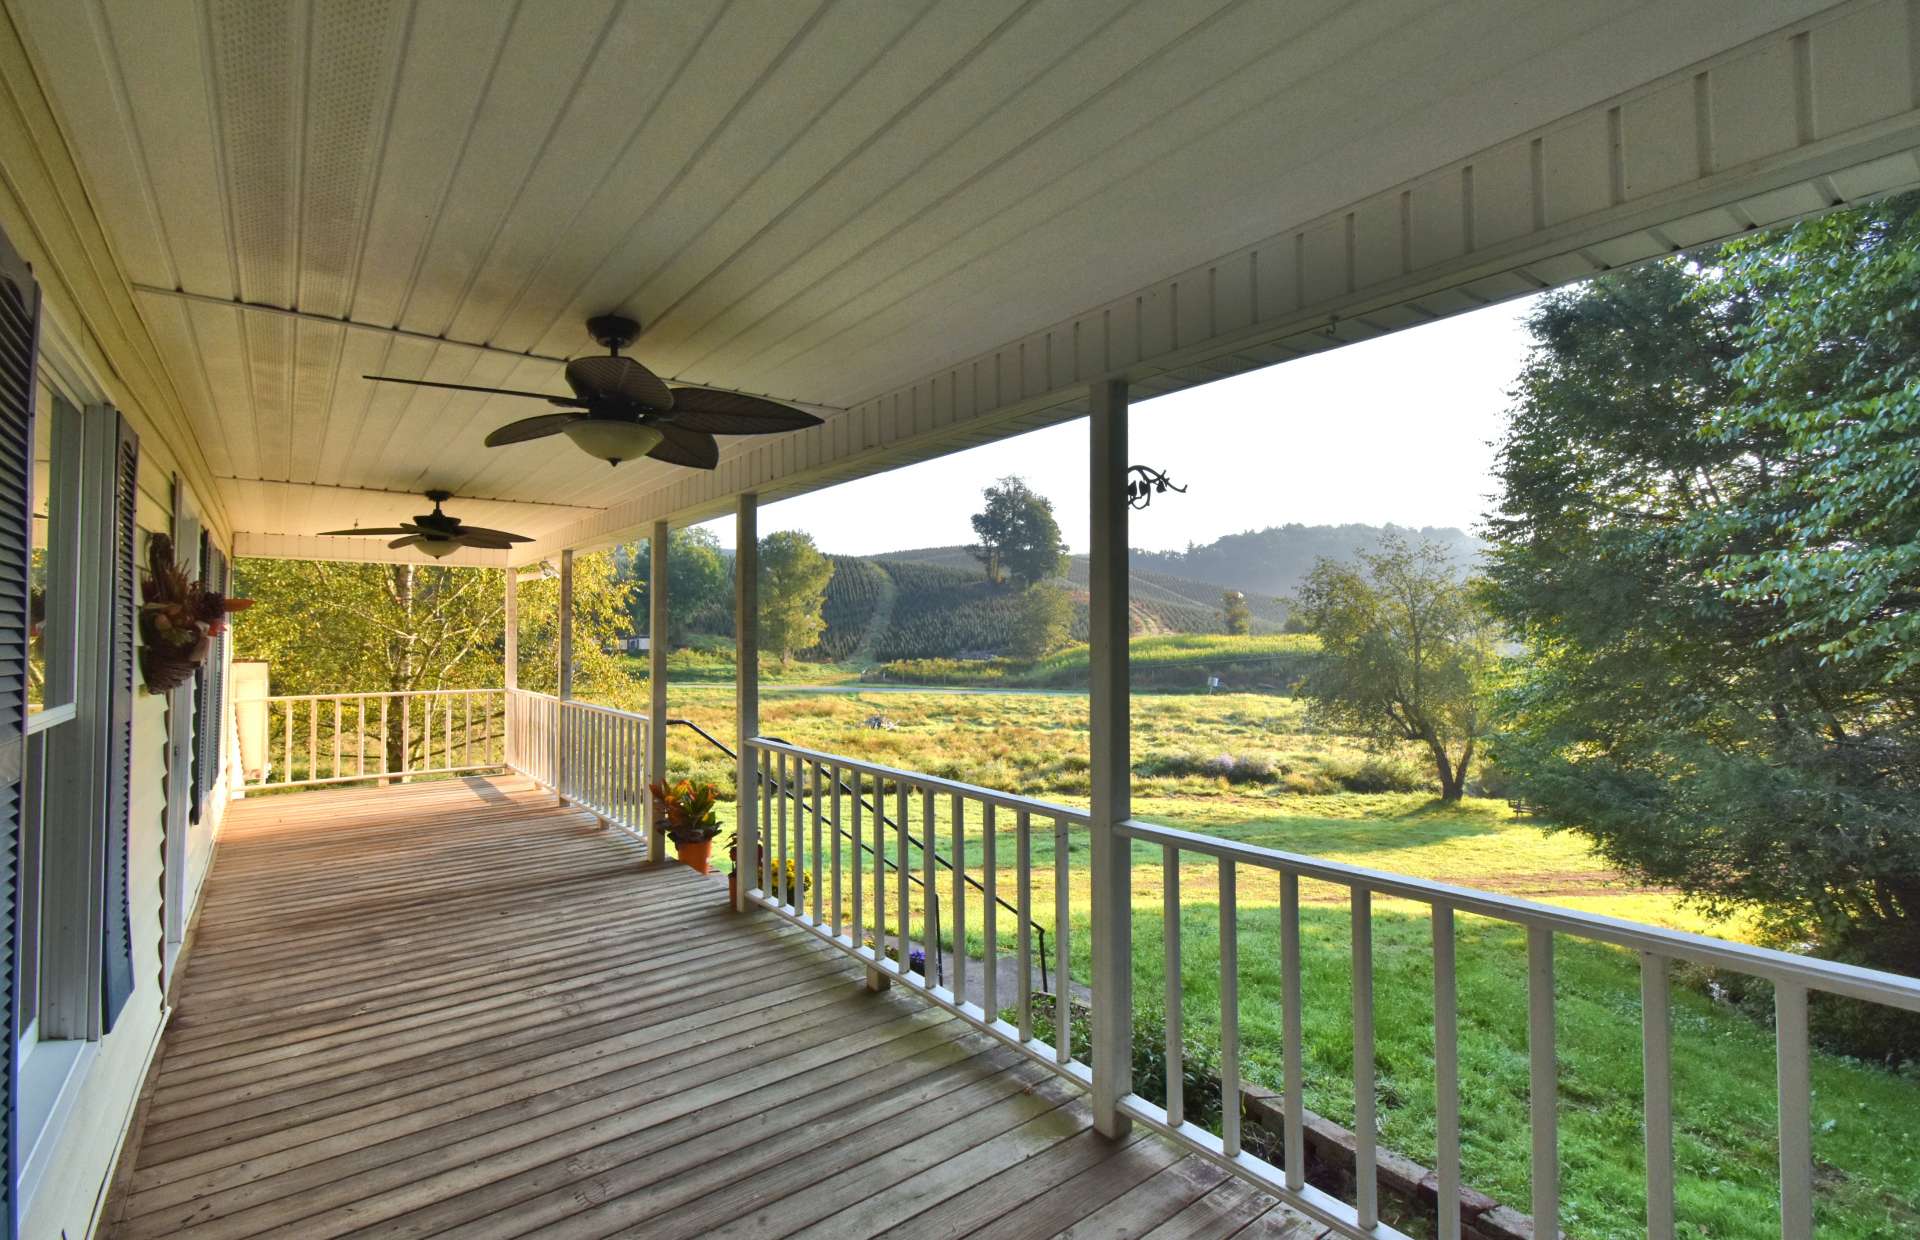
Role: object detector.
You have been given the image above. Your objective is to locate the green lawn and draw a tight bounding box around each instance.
[608,681,1919,1238]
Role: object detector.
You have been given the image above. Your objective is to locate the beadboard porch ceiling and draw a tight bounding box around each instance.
[7,0,1915,564]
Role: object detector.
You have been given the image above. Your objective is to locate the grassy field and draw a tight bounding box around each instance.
[620,683,1920,1240]
[626,631,1325,693]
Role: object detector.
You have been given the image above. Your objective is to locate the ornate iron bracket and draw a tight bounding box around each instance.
[1125,465,1187,510]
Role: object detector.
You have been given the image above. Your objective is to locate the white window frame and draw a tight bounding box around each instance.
[15,314,123,1209]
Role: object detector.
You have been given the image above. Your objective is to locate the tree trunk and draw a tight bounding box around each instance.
[1428,736,1467,802]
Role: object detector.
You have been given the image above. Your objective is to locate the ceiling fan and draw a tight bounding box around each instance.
[318,490,532,560]
[361,313,823,467]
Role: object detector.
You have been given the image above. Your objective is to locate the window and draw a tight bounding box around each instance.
[17,386,81,1047]
[27,382,78,721]
[14,391,141,1202]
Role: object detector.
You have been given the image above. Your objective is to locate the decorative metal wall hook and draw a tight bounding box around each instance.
[1125,465,1187,510]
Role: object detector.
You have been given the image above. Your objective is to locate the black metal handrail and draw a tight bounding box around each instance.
[663,717,1050,994]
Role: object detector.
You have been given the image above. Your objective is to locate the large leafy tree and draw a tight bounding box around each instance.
[1485,197,1920,996]
[1294,535,1494,801]
[758,531,834,667]
[511,551,633,697]
[236,550,634,711]
[1010,581,1073,659]
[970,476,1068,587]
[615,527,731,643]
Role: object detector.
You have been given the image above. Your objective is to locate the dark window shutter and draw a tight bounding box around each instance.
[189,533,207,825]
[100,413,138,1032]
[192,543,226,819]
[0,225,42,1240]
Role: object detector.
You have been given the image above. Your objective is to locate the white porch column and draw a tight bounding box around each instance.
[1088,377,1133,1139]
[556,549,574,804]
[503,568,518,691]
[733,494,759,912]
[503,567,518,770]
[648,519,670,861]
[557,549,574,700]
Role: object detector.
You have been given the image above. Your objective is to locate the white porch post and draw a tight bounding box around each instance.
[557,549,574,804]
[558,549,574,700]
[648,519,670,861]
[503,566,517,770]
[1089,377,1133,1139]
[734,494,759,912]
[503,568,518,690]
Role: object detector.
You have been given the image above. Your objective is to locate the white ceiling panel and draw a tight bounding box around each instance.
[6,0,1853,553]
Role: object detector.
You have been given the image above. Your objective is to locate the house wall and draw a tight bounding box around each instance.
[0,8,237,1234]
[24,459,232,1240]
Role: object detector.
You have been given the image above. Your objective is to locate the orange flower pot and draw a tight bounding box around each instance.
[674,839,713,874]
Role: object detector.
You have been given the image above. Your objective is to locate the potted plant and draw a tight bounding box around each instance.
[649,778,723,873]
[138,533,251,693]
[724,837,813,907]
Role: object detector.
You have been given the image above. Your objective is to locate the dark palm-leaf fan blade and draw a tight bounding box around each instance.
[484,412,583,447]
[454,535,519,550]
[565,356,673,409]
[388,535,425,549]
[450,524,534,542]
[317,526,416,537]
[362,374,584,405]
[664,388,822,434]
[647,426,720,469]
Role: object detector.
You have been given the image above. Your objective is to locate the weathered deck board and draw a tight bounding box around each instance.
[107,776,1324,1239]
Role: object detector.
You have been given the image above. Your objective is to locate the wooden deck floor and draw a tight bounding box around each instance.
[106,775,1323,1239]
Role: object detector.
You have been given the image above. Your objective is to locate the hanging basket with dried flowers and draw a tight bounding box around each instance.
[138,532,252,694]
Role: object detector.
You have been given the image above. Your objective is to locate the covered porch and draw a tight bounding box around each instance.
[106,776,1315,1240]
[3,2,1920,1237]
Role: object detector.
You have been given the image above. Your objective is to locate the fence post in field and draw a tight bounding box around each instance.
[1088,376,1133,1139]
[557,549,574,803]
[734,494,759,913]
[649,519,670,862]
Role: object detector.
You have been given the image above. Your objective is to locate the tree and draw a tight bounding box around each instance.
[1293,536,1494,801]
[758,531,834,667]
[1221,590,1251,636]
[970,476,1068,587]
[1484,199,1920,998]
[618,527,730,643]
[512,551,632,697]
[233,552,633,766]
[1011,582,1073,659]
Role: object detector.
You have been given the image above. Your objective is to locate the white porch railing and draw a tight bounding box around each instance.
[744,737,1093,1078]
[740,737,1920,1240]
[241,688,506,790]
[240,687,1920,1239]
[505,688,651,841]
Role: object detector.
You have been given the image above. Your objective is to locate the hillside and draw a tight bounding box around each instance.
[1130,522,1480,598]
[771,523,1475,664]
[804,555,1276,662]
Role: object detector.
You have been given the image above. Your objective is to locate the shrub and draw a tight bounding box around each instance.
[865,657,1013,686]
[1136,751,1277,786]
[1329,753,1433,794]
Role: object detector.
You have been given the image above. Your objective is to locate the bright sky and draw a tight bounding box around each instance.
[700,295,1542,556]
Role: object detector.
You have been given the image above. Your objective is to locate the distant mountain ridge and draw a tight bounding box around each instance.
[878,523,1481,605]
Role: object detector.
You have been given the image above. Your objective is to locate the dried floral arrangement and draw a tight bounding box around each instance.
[139,532,251,693]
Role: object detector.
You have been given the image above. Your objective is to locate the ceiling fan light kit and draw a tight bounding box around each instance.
[562,419,664,466]
[318,490,534,560]
[361,313,823,470]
